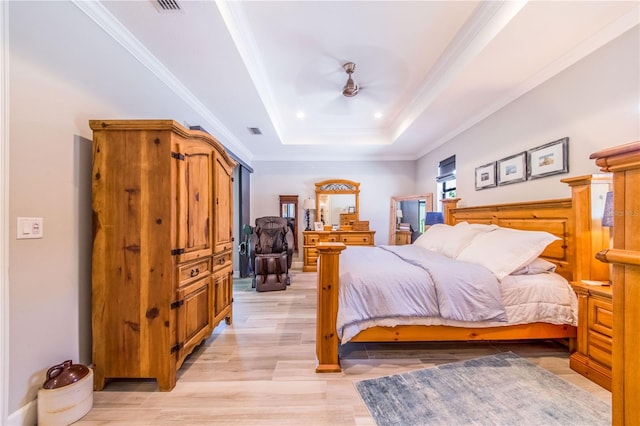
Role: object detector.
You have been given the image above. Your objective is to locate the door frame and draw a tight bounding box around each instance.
[389,194,433,245]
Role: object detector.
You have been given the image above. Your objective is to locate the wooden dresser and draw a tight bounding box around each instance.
[303,230,375,272]
[90,120,236,391]
[570,281,612,390]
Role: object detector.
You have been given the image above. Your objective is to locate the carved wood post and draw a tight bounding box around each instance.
[315,242,346,373]
[561,174,612,282]
[590,141,640,426]
[441,198,460,225]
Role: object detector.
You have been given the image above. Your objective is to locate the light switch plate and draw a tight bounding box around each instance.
[17,217,43,239]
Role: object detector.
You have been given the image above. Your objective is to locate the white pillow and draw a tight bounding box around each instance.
[439,222,498,258]
[455,227,560,280]
[511,257,557,275]
[412,224,453,253]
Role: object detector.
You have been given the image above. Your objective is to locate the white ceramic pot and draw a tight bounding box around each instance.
[37,368,93,426]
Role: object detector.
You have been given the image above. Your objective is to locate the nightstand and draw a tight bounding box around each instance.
[395,230,412,245]
[569,281,612,391]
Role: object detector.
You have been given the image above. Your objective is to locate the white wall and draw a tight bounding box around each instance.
[1,2,9,423]
[6,1,240,418]
[416,26,640,208]
[250,161,417,257]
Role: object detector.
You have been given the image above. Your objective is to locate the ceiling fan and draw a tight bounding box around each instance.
[342,62,359,97]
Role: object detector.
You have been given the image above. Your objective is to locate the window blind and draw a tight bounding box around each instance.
[436,155,456,183]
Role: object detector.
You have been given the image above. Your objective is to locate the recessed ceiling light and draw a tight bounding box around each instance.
[296,111,305,119]
[374,112,383,119]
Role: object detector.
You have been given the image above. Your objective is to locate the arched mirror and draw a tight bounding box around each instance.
[389,194,434,244]
[315,179,359,228]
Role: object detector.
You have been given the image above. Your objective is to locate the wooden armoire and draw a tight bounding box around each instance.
[90,120,236,391]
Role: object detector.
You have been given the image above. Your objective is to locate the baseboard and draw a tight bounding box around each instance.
[7,399,36,426]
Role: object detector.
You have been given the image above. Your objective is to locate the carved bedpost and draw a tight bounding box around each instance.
[590,141,640,425]
[442,198,461,225]
[315,242,346,373]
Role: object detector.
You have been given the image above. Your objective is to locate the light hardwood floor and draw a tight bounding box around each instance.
[79,270,611,425]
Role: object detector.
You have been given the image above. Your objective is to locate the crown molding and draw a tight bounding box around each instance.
[392,1,527,143]
[415,4,640,159]
[215,1,284,143]
[72,0,253,163]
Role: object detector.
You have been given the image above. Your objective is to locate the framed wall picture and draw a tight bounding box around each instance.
[528,137,569,179]
[475,162,497,190]
[497,152,527,186]
[313,222,324,231]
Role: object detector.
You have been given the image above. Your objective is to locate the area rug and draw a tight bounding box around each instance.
[355,352,610,426]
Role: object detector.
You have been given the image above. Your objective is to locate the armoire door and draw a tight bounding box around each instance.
[213,153,234,253]
[176,140,214,262]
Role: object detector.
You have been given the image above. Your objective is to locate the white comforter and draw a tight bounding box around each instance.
[337,245,578,343]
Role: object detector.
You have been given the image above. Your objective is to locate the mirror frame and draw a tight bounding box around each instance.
[315,179,360,226]
[389,194,434,244]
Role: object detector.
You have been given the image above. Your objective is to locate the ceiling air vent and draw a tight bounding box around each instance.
[154,0,181,12]
[248,127,263,135]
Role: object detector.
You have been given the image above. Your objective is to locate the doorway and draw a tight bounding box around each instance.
[236,165,252,278]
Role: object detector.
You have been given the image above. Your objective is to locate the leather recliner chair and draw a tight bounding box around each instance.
[249,216,294,292]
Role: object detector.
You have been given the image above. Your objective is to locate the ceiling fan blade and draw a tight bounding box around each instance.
[320,94,352,115]
[293,55,348,97]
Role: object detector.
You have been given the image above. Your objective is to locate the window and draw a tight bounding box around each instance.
[436,155,456,200]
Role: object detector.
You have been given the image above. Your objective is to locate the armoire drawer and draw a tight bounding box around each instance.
[213,251,233,272]
[178,257,212,286]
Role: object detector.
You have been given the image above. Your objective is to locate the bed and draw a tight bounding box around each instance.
[315,175,612,372]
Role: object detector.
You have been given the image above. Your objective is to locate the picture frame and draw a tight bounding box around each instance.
[348,206,356,214]
[497,152,527,186]
[475,162,497,190]
[528,137,569,179]
[313,221,324,231]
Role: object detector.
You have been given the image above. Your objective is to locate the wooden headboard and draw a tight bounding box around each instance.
[441,173,611,282]
[444,198,574,280]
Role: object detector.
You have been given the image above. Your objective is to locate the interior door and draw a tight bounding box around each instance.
[279,195,298,252]
[237,166,252,277]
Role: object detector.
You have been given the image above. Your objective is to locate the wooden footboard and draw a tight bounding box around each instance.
[315,175,610,372]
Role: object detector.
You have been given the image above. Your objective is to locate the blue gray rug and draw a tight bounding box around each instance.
[355,352,610,426]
